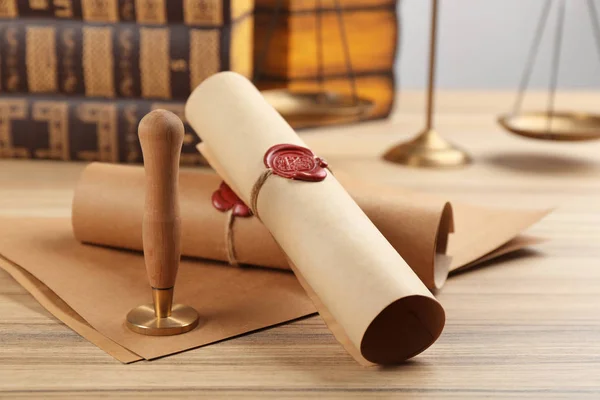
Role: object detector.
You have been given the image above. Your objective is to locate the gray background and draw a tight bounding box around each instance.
[398,0,600,89]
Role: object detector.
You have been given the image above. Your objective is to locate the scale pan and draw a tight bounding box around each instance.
[499,111,600,141]
[262,89,374,127]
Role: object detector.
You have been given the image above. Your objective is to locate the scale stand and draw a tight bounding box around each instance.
[383,0,471,168]
[255,0,374,127]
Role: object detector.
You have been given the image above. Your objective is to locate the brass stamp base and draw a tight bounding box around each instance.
[383,129,471,168]
[126,304,199,336]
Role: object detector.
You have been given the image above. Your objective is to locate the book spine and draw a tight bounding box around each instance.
[0,0,241,27]
[0,18,233,100]
[0,94,205,165]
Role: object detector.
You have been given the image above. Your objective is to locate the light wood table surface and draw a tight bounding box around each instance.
[1,92,600,398]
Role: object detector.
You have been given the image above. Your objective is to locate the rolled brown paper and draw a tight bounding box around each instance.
[184,72,446,364]
[72,164,452,290]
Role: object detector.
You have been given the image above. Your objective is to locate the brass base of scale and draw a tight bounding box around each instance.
[383,0,471,168]
[257,0,374,127]
[383,128,471,168]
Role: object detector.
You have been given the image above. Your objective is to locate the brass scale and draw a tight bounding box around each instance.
[258,0,600,168]
[254,0,374,127]
[498,0,600,142]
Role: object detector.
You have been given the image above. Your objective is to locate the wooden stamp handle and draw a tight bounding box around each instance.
[138,109,184,289]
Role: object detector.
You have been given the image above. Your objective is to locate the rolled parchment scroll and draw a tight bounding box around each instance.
[184,72,446,364]
[72,164,452,290]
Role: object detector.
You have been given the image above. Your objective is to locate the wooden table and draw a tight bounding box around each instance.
[1,92,600,398]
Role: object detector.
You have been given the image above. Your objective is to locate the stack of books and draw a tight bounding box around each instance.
[0,0,254,164]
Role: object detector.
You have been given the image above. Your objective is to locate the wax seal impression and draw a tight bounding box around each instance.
[212,182,252,217]
[264,144,328,182]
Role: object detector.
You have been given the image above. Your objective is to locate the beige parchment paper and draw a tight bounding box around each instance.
[184,71,449,364]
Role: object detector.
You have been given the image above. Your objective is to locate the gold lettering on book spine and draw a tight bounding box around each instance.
[26,26,58,93]
[0,100,29,158]
[76,103,118,162]
[170,59,187,72]
[53,0,73,17]
[61,28,78,92]
[120,0,134,20]
[29,0,49,10]
[140,28,170,99]
[32,101,69,160]
[184,0,221,25]
[83,27,115,97]
[82,0,118,22]
[5,27,20,92]
[190,29,219,89]
[0,0,17,17]
[123,105,139,162]
[118,28,134,97]
[135,0,166,24]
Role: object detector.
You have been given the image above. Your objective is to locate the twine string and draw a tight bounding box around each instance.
[250,169,273,219]
[225,163,331,266]
[225,209,239,267]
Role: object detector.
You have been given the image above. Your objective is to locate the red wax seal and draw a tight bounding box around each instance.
[212,182,252,217]
[264,144,328,182]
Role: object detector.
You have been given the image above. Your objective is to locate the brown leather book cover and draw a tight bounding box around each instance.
[0,0,253,26]
[0,15,253,99]
[0,94,206,164]
[0,0,254,163]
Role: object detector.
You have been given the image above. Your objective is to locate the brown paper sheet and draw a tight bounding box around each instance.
[339,177,551,274]
[0,166,549,365]
[185,72,448,364]
[0,217,316,363]
[64,166,548,363]
[0,254,140,363]
[72,163,453,290]
[447,203,550,271]
[0,219,546,364]
[72,164,550,290]
[451,235,546,274]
